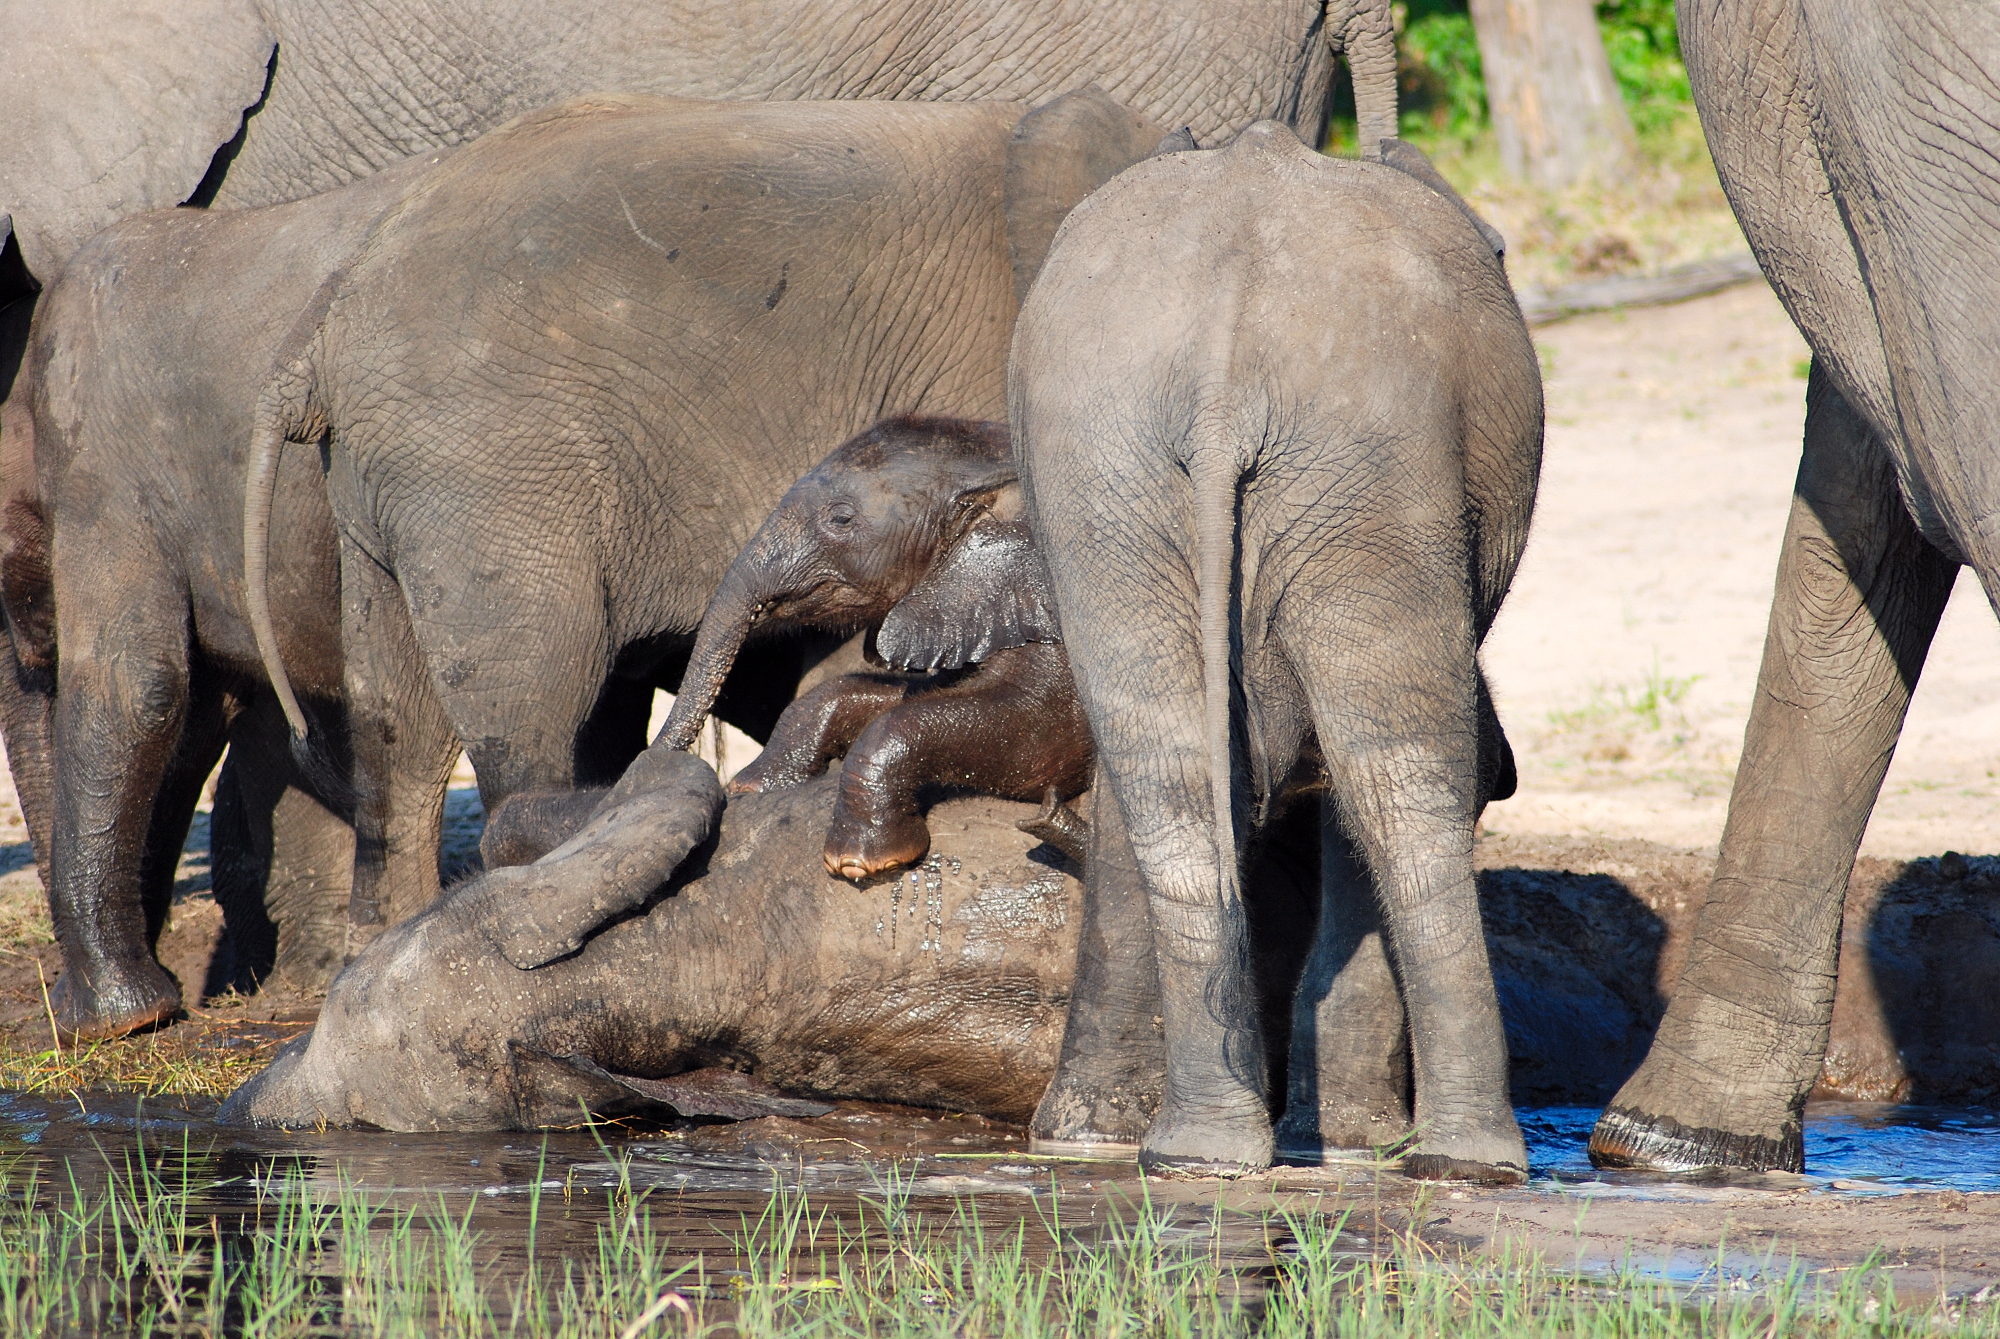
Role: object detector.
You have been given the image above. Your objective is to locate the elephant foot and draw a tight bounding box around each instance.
[1398,1115,1528,1185]
[48,956,181,1043]
[1029,1065,1158,1159]
[1589,1104,1803,1174]
[1400,1153,1527,1186]
[480,788,607,868]
[727,753,818,796]
[1273,1101,1411,1164]
[1137,1102,1274,1175]
[1015,787,1089,866]
[823,806,930,882]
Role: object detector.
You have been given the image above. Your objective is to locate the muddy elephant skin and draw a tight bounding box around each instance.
[221,766,1085,1132]
[241,94,1162,935]
[648,414,1089,881]
[1589,0,2000,1172]
[1013,126,1542,1177]
[1,151,462,1041]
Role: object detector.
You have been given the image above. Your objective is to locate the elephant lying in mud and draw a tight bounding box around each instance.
[0,150,462,1041]
[1012,124,1541,1178]
[1588,0,2000,1173]
[241,91,1163,947]
[221,755,1090,1130]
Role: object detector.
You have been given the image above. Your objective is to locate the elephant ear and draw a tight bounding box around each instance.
[0,0,275,283]
[1005,88,1168,308]
[877,519,1062,675]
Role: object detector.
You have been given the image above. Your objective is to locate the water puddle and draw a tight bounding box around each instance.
[1522,1101,2000,1196]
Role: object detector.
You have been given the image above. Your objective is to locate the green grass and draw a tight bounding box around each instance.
[0,1141,1990,1336]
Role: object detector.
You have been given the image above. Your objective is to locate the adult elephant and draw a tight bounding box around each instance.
[236,93,1163,1009]
[1590,0,2000,1172]
[2,0,1395,1040]
[0,0,1397,298]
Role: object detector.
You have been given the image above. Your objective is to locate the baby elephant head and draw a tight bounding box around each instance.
[659,415,1016,749]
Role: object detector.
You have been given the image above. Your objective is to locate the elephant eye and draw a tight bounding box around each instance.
[825,503,857,529]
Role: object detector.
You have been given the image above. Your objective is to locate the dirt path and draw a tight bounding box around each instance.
[1485,280,2000,857]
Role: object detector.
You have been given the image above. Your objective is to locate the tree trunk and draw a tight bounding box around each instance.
[1468,0,1635,187]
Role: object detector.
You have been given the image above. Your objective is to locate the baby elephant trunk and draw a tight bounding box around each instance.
[658,524,799,751]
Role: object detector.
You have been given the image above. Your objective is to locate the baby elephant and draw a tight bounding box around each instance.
[656,415,1092,879]
[1013,126,1542,1176]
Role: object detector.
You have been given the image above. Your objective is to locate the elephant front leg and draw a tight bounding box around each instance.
[1590,369,1957,1173]
[1031,767,1167,1154]
[821,648,1092,880]
[1274,814,1411,1159]
[45,638,225,1040]
[729,673,913,797]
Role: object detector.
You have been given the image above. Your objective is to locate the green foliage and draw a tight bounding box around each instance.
[1388,0,1693,143]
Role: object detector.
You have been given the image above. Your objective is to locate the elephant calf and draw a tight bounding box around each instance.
[658,415,1091,881]
[1012,126,1542,1178]
[241,91,1166,938]
[2,150,461,1040]
[484,415,1093,886]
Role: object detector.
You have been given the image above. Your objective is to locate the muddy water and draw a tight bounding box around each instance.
[2,1085,1996,1321]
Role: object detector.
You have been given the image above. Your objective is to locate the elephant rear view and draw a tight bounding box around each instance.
[1012,124,1542,1176]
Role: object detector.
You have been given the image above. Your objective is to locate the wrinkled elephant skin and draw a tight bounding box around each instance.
[222,778,1084,1131]
[1590,0,2000,1171]
[5,151,458,1040]
[0,0,1399,294]
[1014,127,1542,1176]
[240,94,1160,932]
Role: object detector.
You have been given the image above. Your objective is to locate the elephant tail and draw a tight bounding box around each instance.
[1190,446,1241,906]
[244,272,342,752]
[1335,0,1400,159]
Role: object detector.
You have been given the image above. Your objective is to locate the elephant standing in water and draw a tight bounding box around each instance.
[1011,125,1541,1176]
[1590,0,2000,1172]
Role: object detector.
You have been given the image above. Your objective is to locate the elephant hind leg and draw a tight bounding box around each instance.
[1590,369,1957,1174]
[1279,580,1525,1183]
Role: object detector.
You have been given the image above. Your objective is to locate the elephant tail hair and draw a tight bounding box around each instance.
[1189,446,1241,910]
[245,272,342,757]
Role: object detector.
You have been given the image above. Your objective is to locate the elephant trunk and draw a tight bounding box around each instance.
[658,532,792,752]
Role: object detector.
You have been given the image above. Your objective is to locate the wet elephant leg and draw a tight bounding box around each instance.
[1283,577,1524,1183]
[822,649,1092,879]
[43,548,216,1038]
[1274,813,1412,1159]
[1029,766,1166,1154]
[729,672,913,796]
[208,692,357,995]
[339,536,461,945]
[1591,368,1957,1173]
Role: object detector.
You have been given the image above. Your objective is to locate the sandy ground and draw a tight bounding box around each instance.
[1485,280,2000,857]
